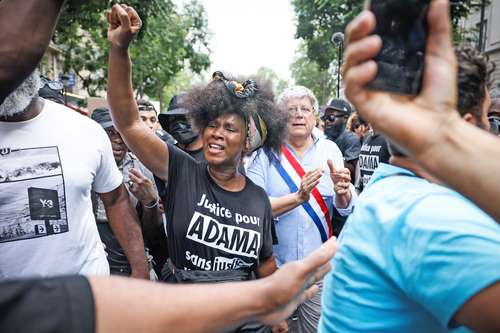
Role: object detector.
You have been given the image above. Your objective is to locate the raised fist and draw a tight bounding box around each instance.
[107,4,142,49]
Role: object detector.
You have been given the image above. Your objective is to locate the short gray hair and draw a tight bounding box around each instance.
[277,86,319,114]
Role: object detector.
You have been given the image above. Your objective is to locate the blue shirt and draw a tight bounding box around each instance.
[319,163,500,333]
[246,136,356,265]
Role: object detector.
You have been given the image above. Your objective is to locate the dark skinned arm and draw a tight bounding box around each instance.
[0,239,335,333]
[453,282,500,333]
[127,167,163,234]
[99,184,148,279]
[0,0,64,103]
[140,204,163,244]
[257,255,278,279]
[107,4,169,181]
[91,237,337,333]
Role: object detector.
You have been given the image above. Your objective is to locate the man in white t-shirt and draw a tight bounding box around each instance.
[0,71,149,279]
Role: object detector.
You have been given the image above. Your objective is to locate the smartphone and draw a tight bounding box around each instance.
[364,0,430,95]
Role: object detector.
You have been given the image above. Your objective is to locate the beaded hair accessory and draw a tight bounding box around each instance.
[212,71,258,99]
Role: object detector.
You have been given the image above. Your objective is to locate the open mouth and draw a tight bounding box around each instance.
[208,143,225,153]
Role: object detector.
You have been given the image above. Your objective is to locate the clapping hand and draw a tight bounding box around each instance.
[297,168,323,203]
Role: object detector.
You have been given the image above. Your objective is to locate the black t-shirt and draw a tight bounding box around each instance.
[0,276,94,333]
[155,146,205,206]
[357,133,390,192]
[186,147,206,162]
[160,144,274,272]
[333,129,361,162]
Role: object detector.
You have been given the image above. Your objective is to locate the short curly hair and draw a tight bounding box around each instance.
[455,46,496,120]
[181,73,287,153]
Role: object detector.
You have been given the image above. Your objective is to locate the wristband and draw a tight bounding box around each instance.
[144,198,159,209]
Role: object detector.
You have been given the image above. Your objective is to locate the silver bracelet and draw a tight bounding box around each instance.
[144,198,159,209]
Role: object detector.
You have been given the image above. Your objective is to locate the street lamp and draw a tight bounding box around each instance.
[331,32,345,98]
[477,0,486,51]
[450,0,487,51]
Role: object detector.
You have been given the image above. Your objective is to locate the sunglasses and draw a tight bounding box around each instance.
[321,113,346,122]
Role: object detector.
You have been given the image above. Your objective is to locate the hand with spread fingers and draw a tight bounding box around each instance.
[342,0,459,162]
[257,237,337,325]
[107,3,143,49]
[328,160,352,209]
[297,168,323,203]
[127,168,158,208]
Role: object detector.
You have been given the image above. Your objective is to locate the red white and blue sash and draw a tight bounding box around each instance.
[269,145,332,242]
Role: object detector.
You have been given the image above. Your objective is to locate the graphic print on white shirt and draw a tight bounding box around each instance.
[0,146,68,243]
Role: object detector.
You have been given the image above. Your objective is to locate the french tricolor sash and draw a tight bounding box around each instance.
[269,145,332,242]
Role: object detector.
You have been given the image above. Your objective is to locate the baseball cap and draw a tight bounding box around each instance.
[158,94,189,130]
[91,107,114,129]
[325,98,353,116]
[489,115,500,135]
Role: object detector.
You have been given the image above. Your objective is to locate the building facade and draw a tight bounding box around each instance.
[462,0,500,88]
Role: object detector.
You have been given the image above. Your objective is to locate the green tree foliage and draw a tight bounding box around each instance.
[254,67,288,97]
[292,0,362,71]
[55,0,210,100]
[162,68,208,112]
[290,43,336,105]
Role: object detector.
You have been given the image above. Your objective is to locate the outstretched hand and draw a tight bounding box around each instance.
[343,0,460,161]
[107,4,142,49]
[257,237,337,325]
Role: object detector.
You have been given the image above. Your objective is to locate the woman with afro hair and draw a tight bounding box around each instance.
[106,5,289,332]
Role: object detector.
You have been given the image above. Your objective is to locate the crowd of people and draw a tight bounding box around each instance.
[1,0,499,332]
